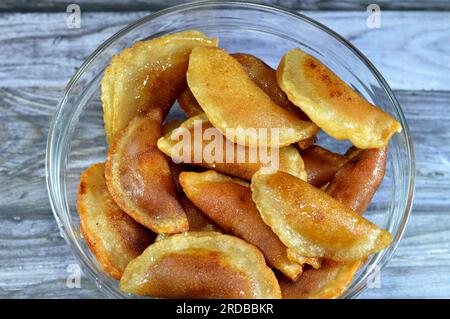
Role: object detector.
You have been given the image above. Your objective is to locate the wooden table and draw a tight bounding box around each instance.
[1,1,449,298]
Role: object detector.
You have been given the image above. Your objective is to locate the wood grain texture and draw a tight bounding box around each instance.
[1,0,449,12]
[1,87,449,298]
[0,11,449,90]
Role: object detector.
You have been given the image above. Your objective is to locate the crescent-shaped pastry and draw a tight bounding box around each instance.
[119,232,281,298]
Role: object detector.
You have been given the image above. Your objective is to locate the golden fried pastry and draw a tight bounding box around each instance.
[157,113,307,181]
[178,52,314,130]
[77,163,154,279]
[180,196,220,232]
[232,53,310,121]
[154,196,220,242]
[300,145,347,187]
[277,48,401,148]
[178,86,204,117]
[327,147,388,214]
[286,249,322,270]
[105,108,188,233]
[279,259,363,299]
[279,147,388,298]
[178,53,316,147]
[162,120,186,193]
[119,232,281,298]
[86,32,397,299]
[167,160,186,194]
[178,53,309,120]
[187,46,319,148]
[178,53,313,122]
[251,169,392,262]
[234,53,319,150]
[179,170,304,281]
[101,30,217,143]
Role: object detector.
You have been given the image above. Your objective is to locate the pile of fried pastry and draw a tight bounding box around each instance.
[77,30,402,299]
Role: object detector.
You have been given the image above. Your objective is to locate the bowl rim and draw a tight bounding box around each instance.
[46,0,415,299]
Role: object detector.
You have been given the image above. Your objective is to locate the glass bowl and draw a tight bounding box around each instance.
[46,1,415,299]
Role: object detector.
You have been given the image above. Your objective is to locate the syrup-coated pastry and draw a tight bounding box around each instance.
[279,147,388,298]
[101,30,217,143]
[157,113,307,181]
[232,53,310,121]
[187,46,319,148]
[327,147,388,214]
[251,169,392,262]
[78,163,154,279]
[154,196,221,242]
[277,48,401,148]
[119,232,281,298]
[178,86,204,117]
[106,108,188,233]
[179,170,306,280]
[300,145,347,187]
[179,52,312,121]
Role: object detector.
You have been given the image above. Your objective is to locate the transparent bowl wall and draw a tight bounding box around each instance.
[46,1,415,298]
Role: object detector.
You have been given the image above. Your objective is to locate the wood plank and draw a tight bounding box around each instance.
[0,11,449,91]
[0,87,449,298]
[1,0,449,12]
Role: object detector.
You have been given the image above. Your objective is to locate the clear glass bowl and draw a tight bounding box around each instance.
[46,1,415,298]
